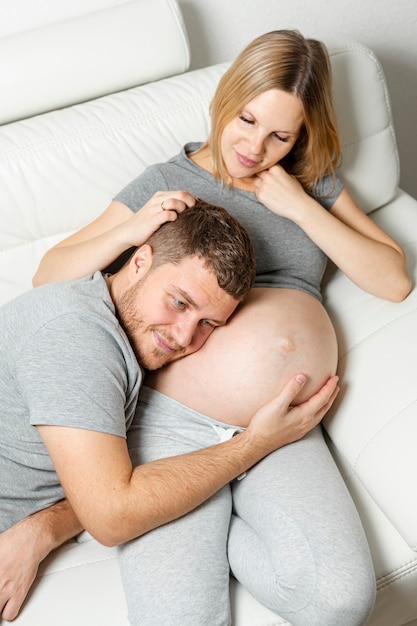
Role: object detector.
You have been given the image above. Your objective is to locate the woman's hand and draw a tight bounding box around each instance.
[118,190,196,249]
[254,164,310,221]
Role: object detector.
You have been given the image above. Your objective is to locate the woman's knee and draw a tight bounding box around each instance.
[261,569,375,626]
[289,560,376,626]
[304,572,376,626]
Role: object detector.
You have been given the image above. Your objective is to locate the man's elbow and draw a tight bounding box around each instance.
[390,274,412,302]
[32,270,41,288]
[32,261,46,287]
[81,513,146,548]
[86,525,127,548]
[94,532,122,548]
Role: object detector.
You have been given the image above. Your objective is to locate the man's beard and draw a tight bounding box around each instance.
[117,280,185,370]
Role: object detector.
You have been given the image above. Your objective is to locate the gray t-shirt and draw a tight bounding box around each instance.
[0,272,142,530]
[115,142,343,301]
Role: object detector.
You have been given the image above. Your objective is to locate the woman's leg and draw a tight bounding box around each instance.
[118,387,233,626]
[229,427,376,626]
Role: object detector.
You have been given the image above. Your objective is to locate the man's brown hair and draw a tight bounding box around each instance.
[147,199,255,301]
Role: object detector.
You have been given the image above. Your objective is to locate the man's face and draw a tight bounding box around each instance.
[117,256,239,370]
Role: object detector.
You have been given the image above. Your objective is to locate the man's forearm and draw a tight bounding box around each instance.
[29,499,83,558]
[40,374,339,548]
[121,429,270,543]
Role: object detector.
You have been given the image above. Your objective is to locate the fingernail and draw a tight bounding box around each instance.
[295,374,306,385]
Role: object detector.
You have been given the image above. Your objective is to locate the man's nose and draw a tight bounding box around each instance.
[171,318,199,348]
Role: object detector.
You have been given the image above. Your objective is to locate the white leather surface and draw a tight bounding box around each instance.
[0,0,189,124]
[12,534,287,626]
[329,42,400,213]
[14,539,129,626]
[330,450,417,626]
[323,190,417,550]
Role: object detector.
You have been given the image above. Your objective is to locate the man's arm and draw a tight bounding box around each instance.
[0,500,82,621]
[38,374,339,547]
[2,374,338,620]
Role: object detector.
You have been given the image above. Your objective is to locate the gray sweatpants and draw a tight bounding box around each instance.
[119,386,375,626]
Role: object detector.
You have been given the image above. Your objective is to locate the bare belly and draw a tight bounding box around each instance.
[146,288,338,427]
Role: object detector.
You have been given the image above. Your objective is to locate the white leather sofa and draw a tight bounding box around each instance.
[1,1,416,624]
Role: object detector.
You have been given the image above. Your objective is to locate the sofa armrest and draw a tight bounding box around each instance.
[323,190,417,550]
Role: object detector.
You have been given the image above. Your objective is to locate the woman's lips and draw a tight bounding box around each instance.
[235,150,260,169]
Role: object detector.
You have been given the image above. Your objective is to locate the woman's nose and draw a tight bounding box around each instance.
[249,133,266,156]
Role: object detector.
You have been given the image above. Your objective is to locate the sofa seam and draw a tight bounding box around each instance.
[341,124,394,149]
[353,396,417,471]
[0,232,74,254]
[0,93,213,161]
[376,557,417,591]
[38,554,118,579]
[166,0,190,71]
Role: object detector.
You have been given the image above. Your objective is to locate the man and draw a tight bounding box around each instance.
[0,201,338,621]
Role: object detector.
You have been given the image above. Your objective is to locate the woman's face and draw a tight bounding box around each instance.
[220,89,304,182]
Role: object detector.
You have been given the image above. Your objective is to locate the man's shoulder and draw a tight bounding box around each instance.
[36,272,111,314]
[37,273,119,338]
[1,273,117,351]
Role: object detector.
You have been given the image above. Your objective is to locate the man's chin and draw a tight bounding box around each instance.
[141,350,186,371]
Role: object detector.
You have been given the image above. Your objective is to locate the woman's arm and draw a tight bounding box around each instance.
[255,165,411,302]
[325,188,411,300]
[33,191,195,286]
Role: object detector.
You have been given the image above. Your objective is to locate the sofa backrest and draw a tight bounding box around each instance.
[329,42,400,213]
[0,0,190,125]
[0,35,400,306]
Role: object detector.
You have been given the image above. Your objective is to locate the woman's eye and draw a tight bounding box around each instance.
[274,133,288,143]
[239,114,253,125]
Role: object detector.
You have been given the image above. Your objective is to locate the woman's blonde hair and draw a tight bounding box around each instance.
[206,30,341,190]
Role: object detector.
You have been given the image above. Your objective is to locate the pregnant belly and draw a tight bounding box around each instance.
[146,287,338,427]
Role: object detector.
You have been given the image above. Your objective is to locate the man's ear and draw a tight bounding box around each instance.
[128,245,154,282]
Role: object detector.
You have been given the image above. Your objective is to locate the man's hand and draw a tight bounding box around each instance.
[0,501,82,621]
[0,517,42,621]
[246,373,340,454]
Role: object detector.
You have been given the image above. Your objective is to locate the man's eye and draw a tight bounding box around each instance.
[201,319,215,329]
[175,298,186,309]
